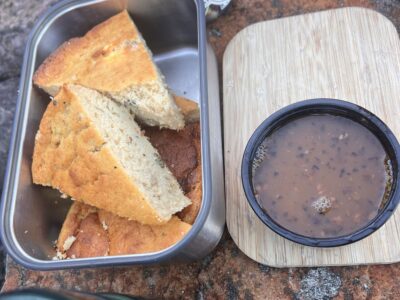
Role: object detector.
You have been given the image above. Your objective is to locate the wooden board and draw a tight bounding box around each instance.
[223,7,400,267]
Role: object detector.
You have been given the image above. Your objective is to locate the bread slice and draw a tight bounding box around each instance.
[144,122,202,224]
[33,10,184,130]
[32,84,190,224]
[56,121,201,259]
[56,202,191,258]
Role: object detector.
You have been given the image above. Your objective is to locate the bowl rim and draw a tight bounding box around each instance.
[241,98,400,247]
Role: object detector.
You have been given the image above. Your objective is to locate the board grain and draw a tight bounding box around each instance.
[223,7,400,267]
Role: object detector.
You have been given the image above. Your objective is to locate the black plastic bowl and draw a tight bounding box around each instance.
[241,99,400,247]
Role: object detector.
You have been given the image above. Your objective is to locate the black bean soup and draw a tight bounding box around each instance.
[252,114,392,238]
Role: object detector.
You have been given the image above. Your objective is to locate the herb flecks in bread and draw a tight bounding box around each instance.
[32,84,191,225]
[33,10,184,130]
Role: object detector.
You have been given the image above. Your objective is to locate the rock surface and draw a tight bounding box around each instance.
[0,0,58,80]
[1,0,400,299]
[0,78,18,192]
[4,235,400,299]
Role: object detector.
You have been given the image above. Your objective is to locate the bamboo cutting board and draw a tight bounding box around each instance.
[224,7,400,267]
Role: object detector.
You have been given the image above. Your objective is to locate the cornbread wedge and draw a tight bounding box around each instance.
[33,10,184,130]
[56,202,191,258]
[32,84,191,224]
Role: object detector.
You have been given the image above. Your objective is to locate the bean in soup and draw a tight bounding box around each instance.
[252,114,392,238]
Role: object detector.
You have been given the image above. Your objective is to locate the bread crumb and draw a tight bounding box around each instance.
[71,254,76,259]
[102,220,108,230]
[63,235,76,251]
[35,132,42,141]
[52,250,66,260]
[60,193,68,199]
[24,230,28,234]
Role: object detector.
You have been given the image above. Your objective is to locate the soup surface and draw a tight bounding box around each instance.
[252,114,392,238]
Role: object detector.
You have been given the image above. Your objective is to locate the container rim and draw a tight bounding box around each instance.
[241,98,400,247]
[0,0,214,269]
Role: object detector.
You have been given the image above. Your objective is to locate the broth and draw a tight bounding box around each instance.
[252,114,392,238]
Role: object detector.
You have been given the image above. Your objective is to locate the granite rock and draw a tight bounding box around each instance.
[296,268,341,300]
[0,78,19,290]
[0,78,19,195]
[0,29,25,80]
[0,0,58,79]
[4,236,400,299]
[2,0,400,299]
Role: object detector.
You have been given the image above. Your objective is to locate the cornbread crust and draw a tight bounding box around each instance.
[56,120,202,257]
[179,122,202,224]
[57,202,191,257]
[145,123,202,225]
[178,164,202,224]
[99,210,191,255]
[33,11,146,94]
[33,10,184,129]
[67,211,110,258]
[32,85,190,225]
[174,95,200,123]
[57,203,97,251]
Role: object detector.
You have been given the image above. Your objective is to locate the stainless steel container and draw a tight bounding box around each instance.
[0,0,225,269]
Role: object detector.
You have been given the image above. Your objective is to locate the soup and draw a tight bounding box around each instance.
[252,114,392,238]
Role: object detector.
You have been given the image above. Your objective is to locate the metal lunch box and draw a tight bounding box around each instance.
[0,0,225,269]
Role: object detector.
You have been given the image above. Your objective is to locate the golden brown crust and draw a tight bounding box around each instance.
[57,202,191,258]
[144,122,202,224]
[32,85,167,225]
[67,212,110,258]
[177,123,202,224]
[33,10,157,94]
[56,120,202,258]
[174,95,200,123]
[56,202,97,250]
[98,210,191,255]
[178,165,202,224]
